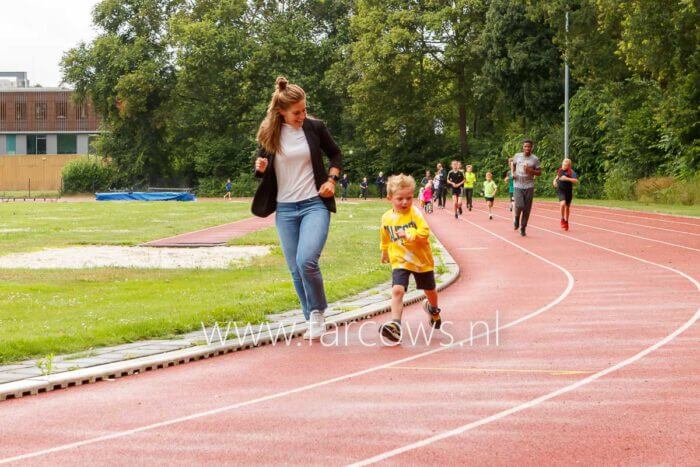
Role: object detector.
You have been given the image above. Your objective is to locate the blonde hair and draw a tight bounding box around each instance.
[256,77,306,155]
[386,174,416,197]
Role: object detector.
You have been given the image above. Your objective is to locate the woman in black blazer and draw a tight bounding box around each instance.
[252,77,342,340]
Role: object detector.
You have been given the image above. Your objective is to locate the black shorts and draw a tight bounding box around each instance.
[557,188,573,205]
[392,269,436,291]
[484,197,494,202]
[452,187,462,196]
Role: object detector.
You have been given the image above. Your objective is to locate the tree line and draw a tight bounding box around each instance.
[61,0,698,199]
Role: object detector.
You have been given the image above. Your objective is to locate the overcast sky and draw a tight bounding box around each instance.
[1,0,101,87]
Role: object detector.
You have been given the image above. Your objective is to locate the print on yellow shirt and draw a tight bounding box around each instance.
[380,206,435,273]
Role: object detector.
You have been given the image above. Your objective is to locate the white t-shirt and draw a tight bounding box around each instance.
[274,124,318,202]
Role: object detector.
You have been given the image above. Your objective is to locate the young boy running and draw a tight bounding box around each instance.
[224,178,232,200]
[503,158,514,212]
[464,165,477,211]
[379,174,441,343]
[553,158,579,231]
[483,172,498,220]
[447,160,465,219]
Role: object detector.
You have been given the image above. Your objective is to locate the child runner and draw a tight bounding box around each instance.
[553,158,579,231]
[379,174,441,343]
[340,173,350,201]
[422,180,433,214]
[464,165,477,211]
[483,172,498,220]
[503,158,514,212]
[360,177,369,200]
[447,160,465,219]
[224,178,232,200]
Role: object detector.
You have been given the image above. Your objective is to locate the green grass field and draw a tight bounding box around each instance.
[0,200,391,363]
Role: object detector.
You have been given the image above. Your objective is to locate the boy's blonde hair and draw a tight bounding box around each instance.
[386,174,416,197]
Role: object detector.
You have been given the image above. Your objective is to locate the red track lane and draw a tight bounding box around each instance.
[536,201,700,229]
[534,202,700,238]
[490,201,700,265]
[1,204,698,465]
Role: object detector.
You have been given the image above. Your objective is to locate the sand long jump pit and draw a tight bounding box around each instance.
[0,245,270,269]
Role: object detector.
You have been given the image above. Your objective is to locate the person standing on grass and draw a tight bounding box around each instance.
[503,158,515,212]
[464,165,476,211]
[252,76,342,340]
[340,173,350,201]
[224,178,232,200]
[376,171,386,199]
[360,177,369,200]
[447,160,465,219]
[553,158,579,231]
[511,139,541,236]
[379,174,442,344]
[483,172,498,220]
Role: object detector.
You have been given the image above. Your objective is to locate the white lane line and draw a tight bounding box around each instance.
[535,205,700,236]
[525,210,700,252]
[351,210,699,466]
[0,211,575,464]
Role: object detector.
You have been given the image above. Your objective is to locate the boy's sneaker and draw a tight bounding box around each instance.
[560,218,566,229]
[564,220,569,231]
[455,211,458,219]
[379,321,402,343]
[303,311,325,340]
[514,218,520,230]
[509,204,513,212]
[422,299,442,329]
[489,214,493,220]
[458,206,463,215]
[520,227,526,237]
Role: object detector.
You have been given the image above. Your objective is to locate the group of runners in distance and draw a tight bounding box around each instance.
[336,139,580,236]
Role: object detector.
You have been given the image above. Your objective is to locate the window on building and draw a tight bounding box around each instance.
[6,135,16,155]
[76,102,88,119]
[27,135,47,155]
[15,103,26,120]
[57,134,77,154]
[0,102,6,121]
[35,102,47,120]
[55,101,67,119]
[88,135,99,155]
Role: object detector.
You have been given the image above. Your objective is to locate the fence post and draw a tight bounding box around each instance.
[28,178,31,198]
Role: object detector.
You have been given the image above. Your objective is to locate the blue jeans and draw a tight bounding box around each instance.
[275,196,331,320]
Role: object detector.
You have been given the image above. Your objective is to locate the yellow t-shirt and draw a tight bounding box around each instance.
[380,206,434,272]
[464,172,477,188]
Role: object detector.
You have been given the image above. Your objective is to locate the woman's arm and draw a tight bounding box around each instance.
[254,147,269,178]
[316,120,342,174]
[315,120,342,197]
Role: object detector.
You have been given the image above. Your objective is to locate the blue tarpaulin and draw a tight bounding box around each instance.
[96,192,196,201]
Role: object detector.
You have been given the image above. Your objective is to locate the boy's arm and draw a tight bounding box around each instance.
[380,222,390,263]
[404,211,430,244]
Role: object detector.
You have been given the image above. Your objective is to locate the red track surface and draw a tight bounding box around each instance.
[141,215,275,247]
[1,202,698,465]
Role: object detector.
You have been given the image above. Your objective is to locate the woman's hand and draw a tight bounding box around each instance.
[255,157,268,173]
[318,180,336,198]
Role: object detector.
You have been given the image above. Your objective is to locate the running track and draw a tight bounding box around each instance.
[1,202,698,464]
